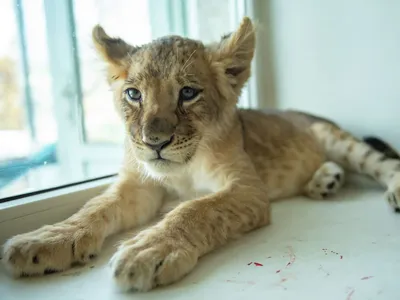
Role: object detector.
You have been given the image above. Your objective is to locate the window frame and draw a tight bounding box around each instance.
[43,0,86,181]
[0,0,269,247]
[15,0,36,140]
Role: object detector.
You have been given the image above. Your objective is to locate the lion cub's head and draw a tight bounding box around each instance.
[93,17,255,175]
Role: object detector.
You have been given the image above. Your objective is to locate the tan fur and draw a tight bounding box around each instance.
[3,17,399,292]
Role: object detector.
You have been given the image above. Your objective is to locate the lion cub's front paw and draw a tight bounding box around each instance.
[110,227,198,292]
[2,222,103,276]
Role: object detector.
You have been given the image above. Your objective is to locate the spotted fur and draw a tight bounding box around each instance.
[311,123,400,210]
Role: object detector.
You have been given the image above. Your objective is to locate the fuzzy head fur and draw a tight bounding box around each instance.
[92,17,255,177]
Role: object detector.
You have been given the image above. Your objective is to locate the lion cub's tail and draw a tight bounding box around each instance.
[310,123,400,211]
[363,136,400,160]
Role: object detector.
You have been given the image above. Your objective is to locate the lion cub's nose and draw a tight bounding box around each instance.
[142,117,176,152]
[142,136,173,152]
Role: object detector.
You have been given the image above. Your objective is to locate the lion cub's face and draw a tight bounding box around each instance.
[118,38,215,172]
[93,17,255,175]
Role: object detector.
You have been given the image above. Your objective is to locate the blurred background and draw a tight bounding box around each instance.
[0,0,399,199]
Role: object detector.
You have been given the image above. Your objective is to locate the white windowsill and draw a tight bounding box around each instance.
[0,176,115,247]
[1,186,400,300]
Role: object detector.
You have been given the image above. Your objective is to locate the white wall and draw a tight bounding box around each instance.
[270,0,400,147]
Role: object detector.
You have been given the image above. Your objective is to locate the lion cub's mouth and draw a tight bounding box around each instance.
[150,153,172,164]
[153,157,168,162]
[154,151,168,161]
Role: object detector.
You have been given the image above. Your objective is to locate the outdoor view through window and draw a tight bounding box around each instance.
[0,0,240,200]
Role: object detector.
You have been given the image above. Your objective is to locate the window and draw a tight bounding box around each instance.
[0,0,257,201]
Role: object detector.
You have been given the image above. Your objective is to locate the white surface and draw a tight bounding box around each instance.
[1,187,400,300]
[270,0,400,148]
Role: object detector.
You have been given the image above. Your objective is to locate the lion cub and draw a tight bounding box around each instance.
[3,17,400,292]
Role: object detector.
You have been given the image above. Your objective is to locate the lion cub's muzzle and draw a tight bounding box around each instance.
[142,116,176,153]
[143,135,174,153]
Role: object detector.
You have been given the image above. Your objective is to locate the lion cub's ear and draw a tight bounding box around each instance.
[209,17,256,94]
[92,25,138,83]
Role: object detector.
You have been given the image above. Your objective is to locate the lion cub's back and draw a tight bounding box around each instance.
[239,109,326,199]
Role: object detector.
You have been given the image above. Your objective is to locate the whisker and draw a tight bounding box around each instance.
[181,49,197,73]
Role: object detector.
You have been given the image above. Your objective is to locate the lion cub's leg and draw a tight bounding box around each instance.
[109,158,270,292]
[2,177,164,277]
[304,161,345,199]
[312,122,400,212]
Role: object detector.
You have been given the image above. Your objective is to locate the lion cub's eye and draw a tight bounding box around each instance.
[125,88,142,102]
[179,86,200,101]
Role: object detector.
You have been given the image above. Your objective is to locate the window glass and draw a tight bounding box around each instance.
[0,0,243,200]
